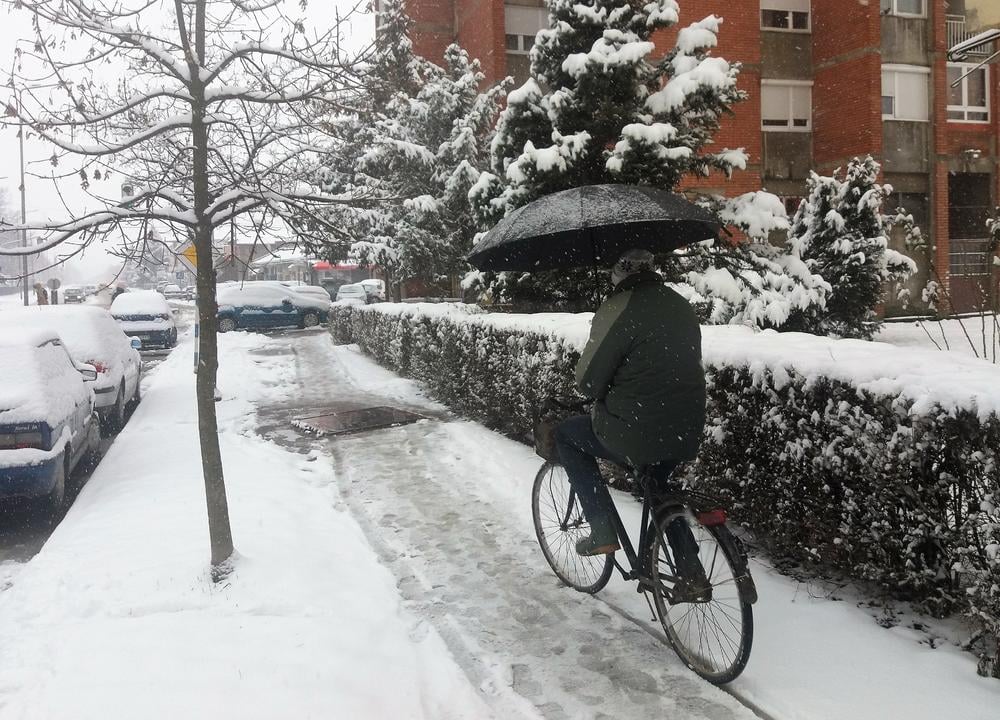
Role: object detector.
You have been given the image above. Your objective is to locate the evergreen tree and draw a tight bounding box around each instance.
[469,0,827,319]
[786,156,917,339]
[317,0,504,296]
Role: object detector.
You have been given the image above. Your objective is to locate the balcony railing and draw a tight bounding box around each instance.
[946,15,993,56]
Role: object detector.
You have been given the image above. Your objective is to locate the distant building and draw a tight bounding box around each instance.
[400,0,1000,314]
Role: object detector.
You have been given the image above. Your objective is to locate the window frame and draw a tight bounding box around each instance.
[946,62,990,124]
[880,0,926,19]
[881,64,931,122]
[760,79,813,132]
[760,0,810,33]
[504,33,535,55]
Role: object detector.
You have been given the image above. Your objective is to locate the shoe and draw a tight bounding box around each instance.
[576,532,620,556]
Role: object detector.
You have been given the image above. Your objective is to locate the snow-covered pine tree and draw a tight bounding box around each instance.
[786,156,916,339]
[317,0,504,297]
[468,0,828,320]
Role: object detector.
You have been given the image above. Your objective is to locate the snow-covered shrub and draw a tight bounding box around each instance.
[785,157,917,339]
[331,303,1000,667]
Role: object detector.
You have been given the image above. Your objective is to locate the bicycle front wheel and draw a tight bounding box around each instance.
[647,511,753,684]
[531,461,614,594]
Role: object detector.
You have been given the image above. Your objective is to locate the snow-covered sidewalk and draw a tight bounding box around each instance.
[0,332,491,719]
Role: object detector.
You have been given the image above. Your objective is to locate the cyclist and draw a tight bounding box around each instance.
[554,248,706,556]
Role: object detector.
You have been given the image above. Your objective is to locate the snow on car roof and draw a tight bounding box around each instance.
[0,306,130,367]
[218,284,329,310]
[110,289,172,315]
[0,328,88,427]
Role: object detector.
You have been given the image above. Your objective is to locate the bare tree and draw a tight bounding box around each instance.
[0,0,366,574]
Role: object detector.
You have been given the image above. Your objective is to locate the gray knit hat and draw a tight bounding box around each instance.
[611,248,655,287]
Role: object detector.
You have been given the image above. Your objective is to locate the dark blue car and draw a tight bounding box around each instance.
[216,285,330,332]
[0,329,101,512]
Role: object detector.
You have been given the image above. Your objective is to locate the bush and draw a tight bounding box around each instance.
[331,302,1000,671]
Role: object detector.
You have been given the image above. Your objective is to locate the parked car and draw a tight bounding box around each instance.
[289,285,334,305]
[0,328,101,511]
[161,283,187,300]
[0,306,142,435]
[216,284,330,332]
[335,283,369,305]
[359,279,386,302]
[62,285,85,303]
[110,290,178,348]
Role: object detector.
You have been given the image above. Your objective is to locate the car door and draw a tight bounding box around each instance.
[41,340,90,465]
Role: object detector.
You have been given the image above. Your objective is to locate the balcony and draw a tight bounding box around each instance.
[946,15,994,56]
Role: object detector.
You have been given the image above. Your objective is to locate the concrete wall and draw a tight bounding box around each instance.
[762,132,813,181]
[882,121,931,173]
[760,31,812,80]
[880,16,931,66]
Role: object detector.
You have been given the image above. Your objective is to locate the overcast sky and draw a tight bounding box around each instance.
[0,0,374,283]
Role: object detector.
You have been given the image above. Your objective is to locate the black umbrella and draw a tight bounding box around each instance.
[466,184,721,272]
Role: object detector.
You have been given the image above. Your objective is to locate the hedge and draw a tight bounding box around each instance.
[330,302,1000,675]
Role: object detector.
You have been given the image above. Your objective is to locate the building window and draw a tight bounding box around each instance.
[760,0,810,31]
[880,0,926,18]
[881,65,930,121]
[947,63,990,122]
[505,33,535,54]
[761,81,812,131]
[949,238,992,277]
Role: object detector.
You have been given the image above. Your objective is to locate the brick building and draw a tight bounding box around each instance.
[400,0,1000,313]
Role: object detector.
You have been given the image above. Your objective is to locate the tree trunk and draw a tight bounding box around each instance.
[190,0,234,572]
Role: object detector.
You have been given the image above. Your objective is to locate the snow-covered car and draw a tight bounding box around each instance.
[161,283,187,300]
[0,306,142,435]
[62,286,85,303]
[0,328,101,511]
[216,284,329,332]
[289,285,334,305]
[359,279,386,302]
[335,283,369,305]
[110,290,178,348]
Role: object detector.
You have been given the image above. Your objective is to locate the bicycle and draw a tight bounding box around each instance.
[530,412,757,685]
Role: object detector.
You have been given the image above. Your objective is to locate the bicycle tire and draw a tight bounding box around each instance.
[646,510,753,684]
[531,461,614,594]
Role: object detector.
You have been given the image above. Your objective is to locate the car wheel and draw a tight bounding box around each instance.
[301,312,319,328]
[103,383,126,435]
[218,317,236,333]
[129,374,142,412]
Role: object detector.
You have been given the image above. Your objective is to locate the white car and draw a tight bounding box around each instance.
[335,283,369,304]
[111,290,178,348]
[359,279,386,301]
[0,306,142,435]
[161,283,187,300]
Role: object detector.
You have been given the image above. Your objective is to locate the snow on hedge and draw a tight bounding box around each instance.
[354,302,1000,420]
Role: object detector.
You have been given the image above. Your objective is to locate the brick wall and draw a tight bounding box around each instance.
[456,0,507,83]
[811,0,882,172]
[404,0,455,63]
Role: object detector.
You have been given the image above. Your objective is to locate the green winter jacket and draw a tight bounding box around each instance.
[575,271,706,466]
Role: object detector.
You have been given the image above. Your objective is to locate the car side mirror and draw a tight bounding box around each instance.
[79,364,98,382]
[130,337,143,350]
[281,299,293,306]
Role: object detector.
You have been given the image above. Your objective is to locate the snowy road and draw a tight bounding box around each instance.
[257,332,763,720]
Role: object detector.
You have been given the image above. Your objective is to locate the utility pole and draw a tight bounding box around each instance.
[17,91,28,306]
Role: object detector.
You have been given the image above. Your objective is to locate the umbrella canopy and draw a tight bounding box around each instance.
[467,184,721,272]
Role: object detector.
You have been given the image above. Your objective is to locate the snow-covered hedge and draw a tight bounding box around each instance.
[331,303,1000,669]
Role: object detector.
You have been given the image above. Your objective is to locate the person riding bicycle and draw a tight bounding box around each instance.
[555,248,706,556]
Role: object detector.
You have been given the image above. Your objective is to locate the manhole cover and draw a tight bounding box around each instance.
[292,406,427,436]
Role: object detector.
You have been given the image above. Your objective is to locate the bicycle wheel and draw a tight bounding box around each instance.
[646,510,753,684]
[531,461,614,594]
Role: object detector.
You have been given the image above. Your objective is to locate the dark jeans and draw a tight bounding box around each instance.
[553,414,624,534]
[554,415,704,577]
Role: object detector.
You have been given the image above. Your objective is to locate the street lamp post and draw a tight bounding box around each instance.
[18,91,28,307]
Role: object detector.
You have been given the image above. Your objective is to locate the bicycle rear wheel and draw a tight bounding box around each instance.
[646,510,753,684]
[531,461,614,594]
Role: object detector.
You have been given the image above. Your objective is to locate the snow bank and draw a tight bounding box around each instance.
[0,332,492,719]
